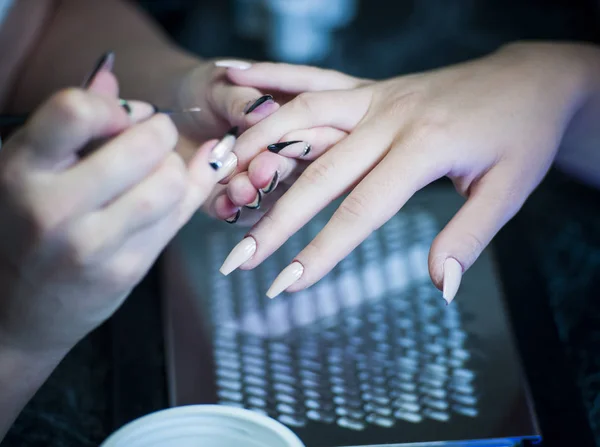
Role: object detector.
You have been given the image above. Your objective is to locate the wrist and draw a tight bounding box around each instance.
[0,342,65,438]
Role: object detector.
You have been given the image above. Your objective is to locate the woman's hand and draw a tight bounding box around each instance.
[219,42,600,302]
[0,77,221,357]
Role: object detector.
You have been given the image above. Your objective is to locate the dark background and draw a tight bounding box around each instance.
[4,1,600,445]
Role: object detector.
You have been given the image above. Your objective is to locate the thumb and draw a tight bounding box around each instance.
[428,167,527,304]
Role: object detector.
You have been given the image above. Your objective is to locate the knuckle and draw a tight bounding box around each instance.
[63,221,100,266]
[337,191,371,222]
[51,88,95,126]
[302,158,334,184]
[146,114,178,150]
[292,92,318,116]
[104,256,144,291]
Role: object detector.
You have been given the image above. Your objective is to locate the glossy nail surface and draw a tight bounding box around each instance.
[268,141,311,157]
[442,258,462,305]
[216,153,238,182]
[267,261,304,299]
[220,237,257,275]
[245,190,262,209]
[225,209,241,224]
[261,171,279,194]
[244,95,274,115]
[215,60,252,70]
[209,127,238,170]
[82,51,115,88]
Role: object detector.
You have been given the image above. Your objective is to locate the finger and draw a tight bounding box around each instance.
[86,70,119,97]
[225,62,363,94]
[266,127,348,161]
[221,122,392,274]
[428,165,527,304]
[212,193,241,220]
[210,82,280,132]
[63,114,178,212]
[231,89,371,176]
[226,172,262,208]
[246,151,300,194]
[177,138,225,225]
[67,152,187,263]
[21,88,131,165]
[265,144,439,298]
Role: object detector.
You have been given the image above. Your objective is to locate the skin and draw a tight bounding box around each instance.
[0,0,279,438]
[222,41,600,297]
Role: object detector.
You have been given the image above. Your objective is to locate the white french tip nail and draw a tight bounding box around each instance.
[220,237,256,276]
[266,261,304,299]
[442,258,463,305]
[215,60,252,70]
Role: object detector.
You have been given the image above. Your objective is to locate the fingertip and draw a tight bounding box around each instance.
[188,138,220,182]
[86,71,119,97]
[214,194,240,220]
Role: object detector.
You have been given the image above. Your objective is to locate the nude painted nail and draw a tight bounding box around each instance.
[220,237,257,275]
[261,171,279,194]
[267,141,311,157]
[267,261,304,299]
[442,258,463,305]
[245,190,262,210]
[215,60,252,70]
[209,127,238,170]
[118,99,156,122]
[224,209,241,224]
[216,152,238,182]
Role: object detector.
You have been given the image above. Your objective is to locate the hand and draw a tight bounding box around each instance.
[219,42,600,301]
[0,75,221,356]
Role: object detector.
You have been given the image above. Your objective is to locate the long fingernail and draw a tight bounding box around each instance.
[220,237,257,275]
[442,258,462,305]
[261,171,280,194]
[268,141,311,157]
[216,152,238,182]
[215,60,252,70]
[209,127,238,170]
[82,51,115,88]
[225,209,241,224]
[267,261,304,299]
[245,190,262,210]
[244,95,274,115]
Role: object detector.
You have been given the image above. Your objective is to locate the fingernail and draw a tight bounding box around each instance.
[220,237,257,275]
[82,51,115,88]
[268,141,311,157]
[225,209,241,224]
[118,99,155,122]
[215,60,252,70]
[244,95,274,115]
[261,171,280,194]
[267,261,304,299]
[245,190,262,210]
[216,152,238,182]
[209,127,238,170]
[442,258,463,305]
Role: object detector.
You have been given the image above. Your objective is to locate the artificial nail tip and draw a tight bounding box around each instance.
[245,191,262,209]
[225,209,241,224]
[261,171,280,194]
[245,95,274,115]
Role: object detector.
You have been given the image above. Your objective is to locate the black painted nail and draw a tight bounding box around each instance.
[268,141,301,153]
[119,99,132,115]
[245,190,262,210]
[82,51,115,89]
[225,209,241,224]
[261,171,280,194]
[244,95,274,115]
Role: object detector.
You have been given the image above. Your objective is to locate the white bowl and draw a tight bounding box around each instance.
[100,405,305,447]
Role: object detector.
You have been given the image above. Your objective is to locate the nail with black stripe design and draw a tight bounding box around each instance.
[82,51,115,89]
[261,171,279,194]
[268,141,311,157]
[245,190,262,210]
[244,95,274,115]
[209,127,239,170]
[225,209,241,224]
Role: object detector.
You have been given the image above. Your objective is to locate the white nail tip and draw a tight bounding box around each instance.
[219,237,257,276]
[442,258,463,305]
[266,261,304,299]
[215,60,252,70]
